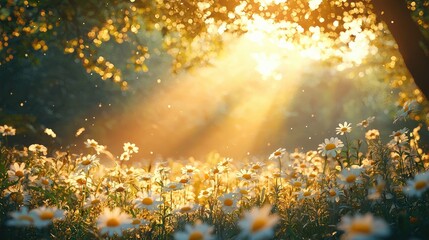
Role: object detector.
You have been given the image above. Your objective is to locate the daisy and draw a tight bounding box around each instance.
[317,137,344,157]
[77,154,100,172]
[356,116,375,128]
[123,142,139,154]
[83,194,107,209]
[30,206,65,228]
[238,205,279,240]
[84,139,106,154]
[4,186,31,205]
[198,187,214,201]
[218,192,239,213]
[7,162,27,181]
[120,151,131,161]
[174,221,214,240]
[403,171,429,197]
[269,148,287,161]
[394,99,418,123]
[163,182,184,192]
[85,139,99,149]
[97,207,132,237]
[182,165,200,175]
[7,207,34,227]
[235,186,255,199]
[365,129,379,141]
[133,192,163,211]
[175,203,199,214]
[326,187,343,203]
[338,166,364,189]
[34,176,53,190]
[336,121,352,135]
[297,188,318,201]
[337,213,390,240]
[0,125,16,136]
[250,162,265,172]
[237,169,257,182]
[28,144,48,155]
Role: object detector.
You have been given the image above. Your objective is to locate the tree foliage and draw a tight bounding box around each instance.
[1,0,428,117]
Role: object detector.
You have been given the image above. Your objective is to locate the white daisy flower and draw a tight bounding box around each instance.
[336,121,352,135]
[174,221,214,240]
[97,207,132,237]
[237,169,257,182]
[218,192,239,213]
[365,129,380,141]
[317,137,344,157]
[337,213,390,240]
[123,142,139,154]
[0,125,16,136]
[238,205,279,240]
[133,192,163,212]
[30,206,65,228]
[28,144,47,155]
[268,148,287,161]
[338,166,364,189]
[403,171,429,197]
[7,207,34,227]
[356,116,375,128]
[77,154,100,172]
[7,162,27,181]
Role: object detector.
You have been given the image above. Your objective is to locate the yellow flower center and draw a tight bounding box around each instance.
[11,192,24,204]
[341,127,348,132]
[274,151,282,156]
[346,175,357,183]
[223,199,233,206]
[329,189,337,197]
[303,191,311,197]
[39,211,54,220]
[188,231,204,240]
[106,218,120,227]
[41,179,50,185]
[242,174,252,180]
[18,215,34,222]
[252,165,261,170]
[91,199,101,205]
[142,197,154,205]
[132,219,141,225]
[350,222,372,234]
[169,185,177,189]
[180,206,192,212]
[325,143,336,151]
[76,178,86,185]
[81,159,92,166]
[15,170,24,178]
[187,169,194,173]
[415,180,427,190]
[293,182,302,187]
[251,218,267,233]
[116,186,125,192]
[180,178,189,184]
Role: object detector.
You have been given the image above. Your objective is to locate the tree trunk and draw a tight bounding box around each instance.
[371,0,429,100]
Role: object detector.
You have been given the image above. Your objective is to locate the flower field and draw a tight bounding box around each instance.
[1,116,429,240]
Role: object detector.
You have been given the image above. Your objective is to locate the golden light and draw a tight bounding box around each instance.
[95,0,378,159]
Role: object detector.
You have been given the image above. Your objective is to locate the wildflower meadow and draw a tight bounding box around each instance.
[1,116,429,239]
